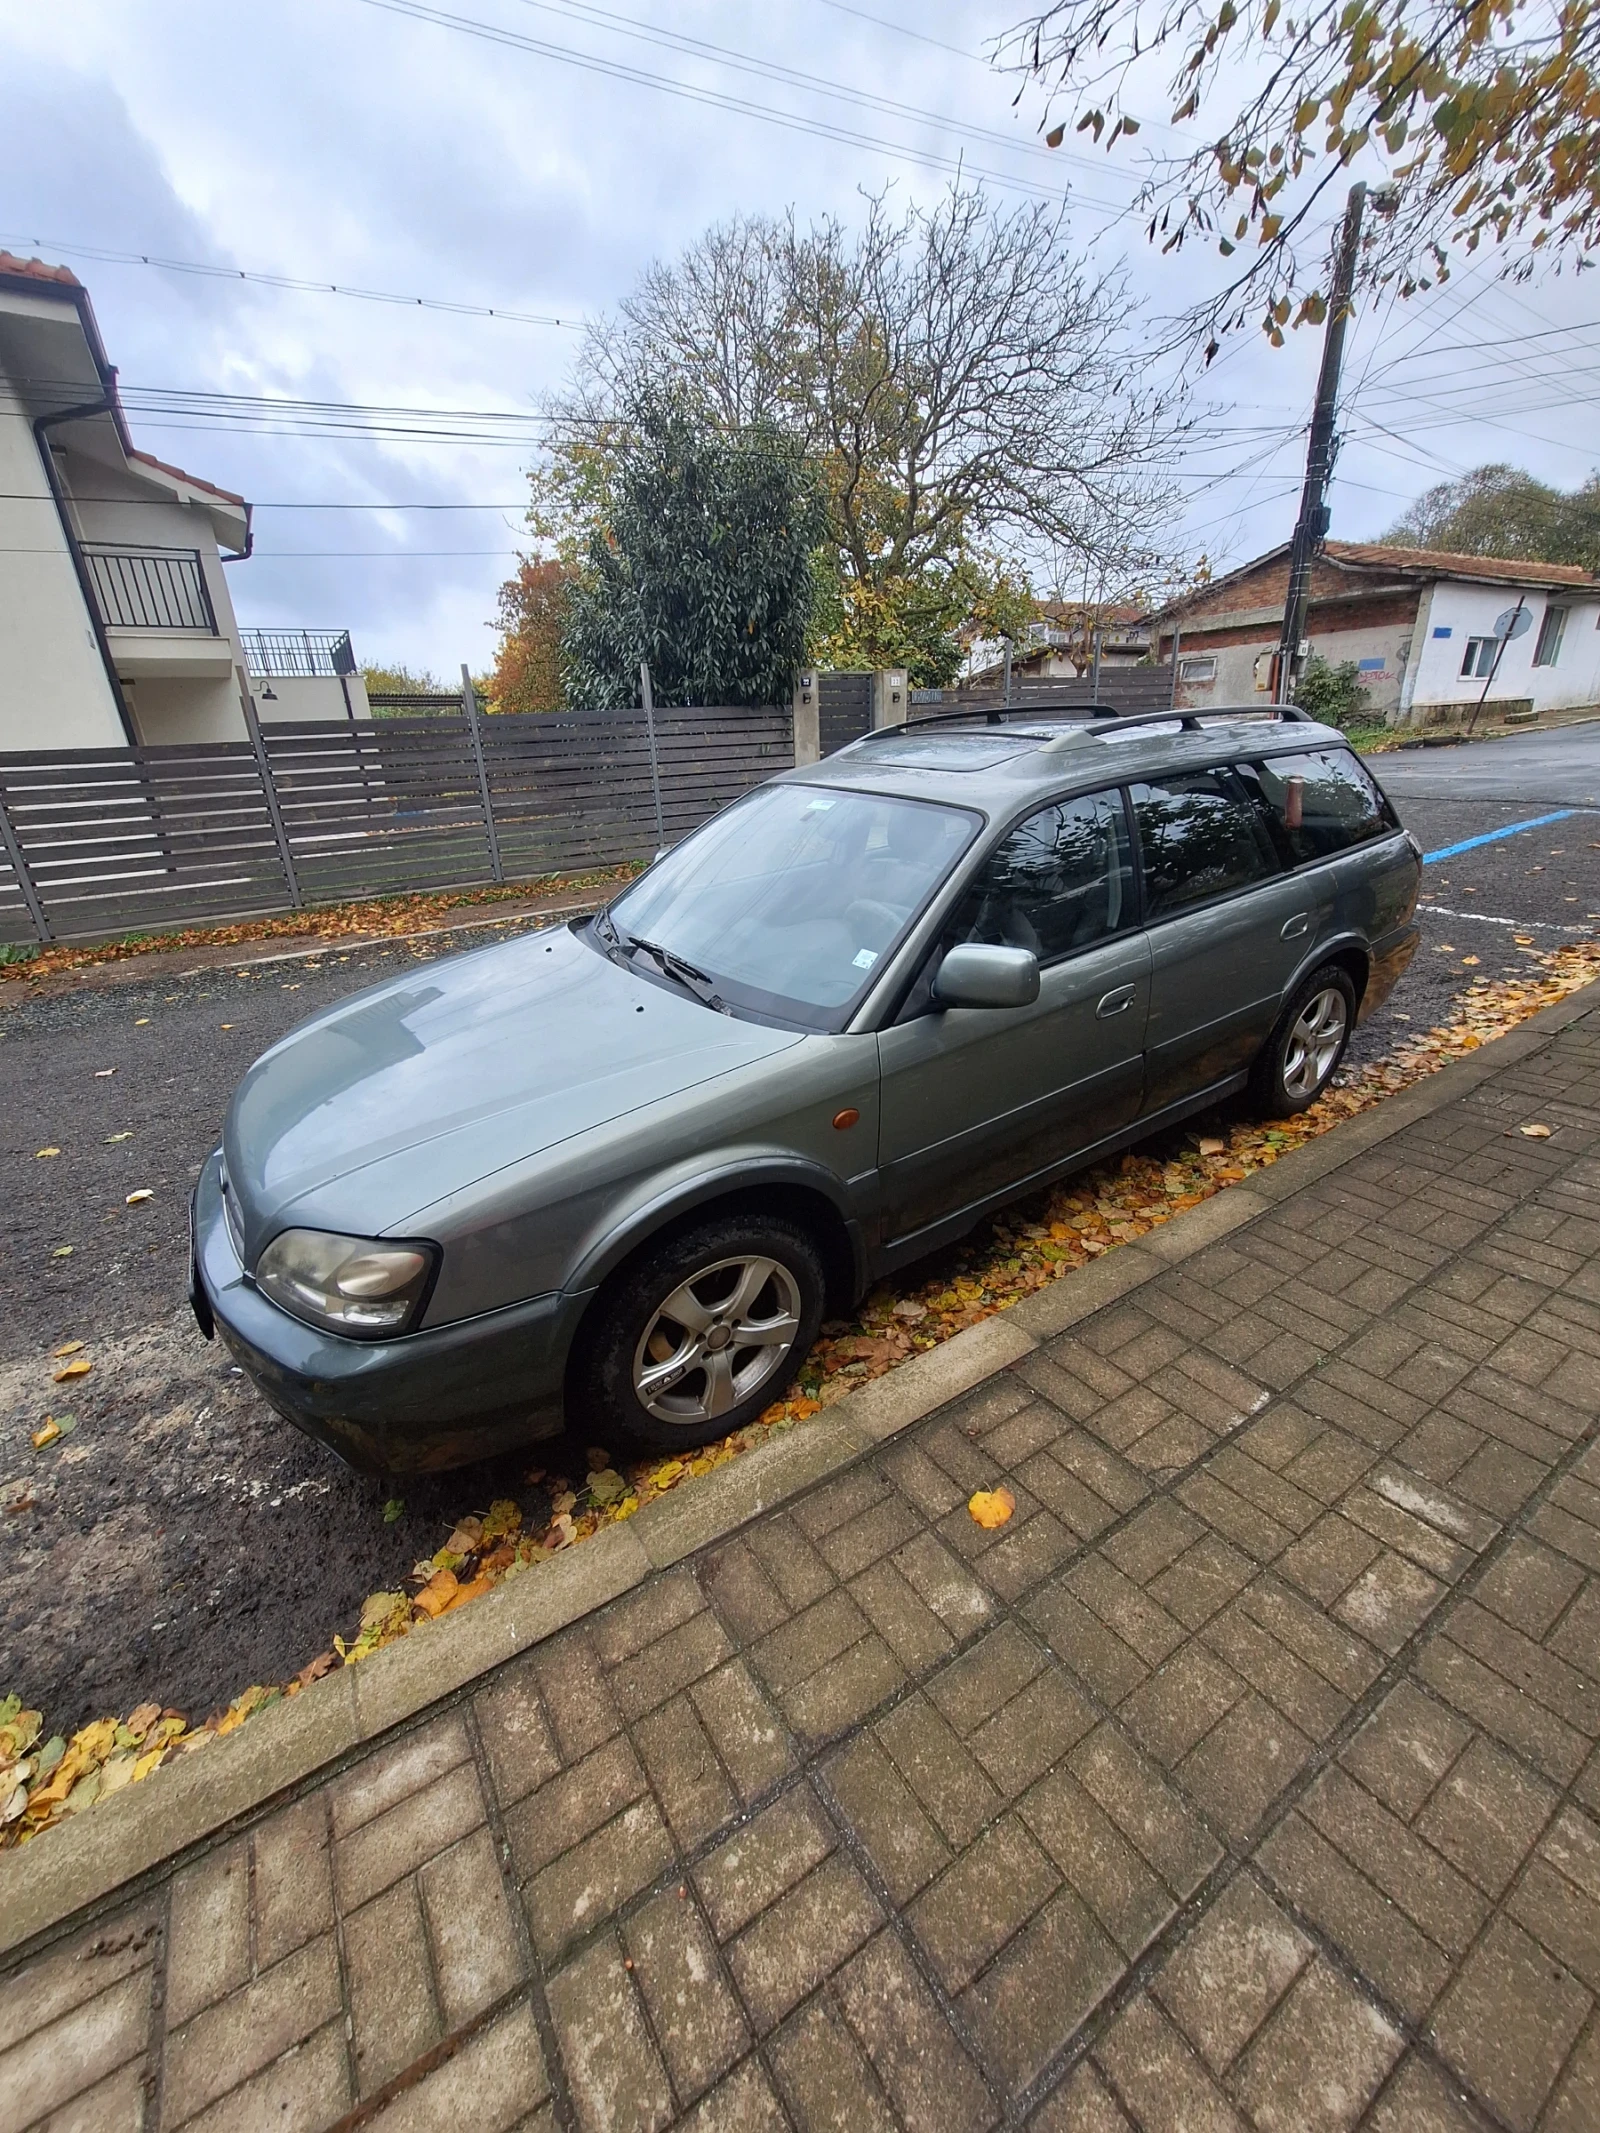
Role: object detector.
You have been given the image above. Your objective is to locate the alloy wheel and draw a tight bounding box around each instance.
[631,1254,803,1426]
[1282,985,1348,1100]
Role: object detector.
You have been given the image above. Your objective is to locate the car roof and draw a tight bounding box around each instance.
[779,706,1352,814]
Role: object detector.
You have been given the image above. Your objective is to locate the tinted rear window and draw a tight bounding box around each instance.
[1128,769,1282,918]
[1248,749,1394,864]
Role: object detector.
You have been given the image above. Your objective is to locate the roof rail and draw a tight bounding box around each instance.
[886,702,1317,740]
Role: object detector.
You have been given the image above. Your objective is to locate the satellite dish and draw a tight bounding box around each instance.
[1493,606,1532,640]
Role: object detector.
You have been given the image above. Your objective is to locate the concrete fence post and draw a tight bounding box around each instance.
[238,666,302,910]
[461,664,505,884]
[0,780,51,943]
[871,669,908,731]
[792,671,820,765]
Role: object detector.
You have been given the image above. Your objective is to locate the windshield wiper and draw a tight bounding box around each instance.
[627,936,729,1013]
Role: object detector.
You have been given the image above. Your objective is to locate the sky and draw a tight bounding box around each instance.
[3,0,1596,677]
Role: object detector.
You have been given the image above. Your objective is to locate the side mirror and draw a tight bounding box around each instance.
[932,943,1040,1011]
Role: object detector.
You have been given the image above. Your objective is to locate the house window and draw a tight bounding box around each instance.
[1459,637,1499,679]
[1533,607,1568,667]
[1178,655,1217,684]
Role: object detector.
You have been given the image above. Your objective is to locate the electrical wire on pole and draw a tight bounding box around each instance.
[1274,182,1380,704]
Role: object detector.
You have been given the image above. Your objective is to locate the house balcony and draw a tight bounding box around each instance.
[84,543,238,682]
[242,629,356,679]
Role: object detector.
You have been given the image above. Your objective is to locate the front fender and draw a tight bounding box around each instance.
[564,1150,872,1299]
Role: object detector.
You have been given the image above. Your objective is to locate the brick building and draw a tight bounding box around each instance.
[1149,541,1600,724]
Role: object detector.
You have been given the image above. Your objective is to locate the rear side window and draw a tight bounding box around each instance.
[1248,749,1394,864]
[1128,769,1282,919]
[946,788,1134,962]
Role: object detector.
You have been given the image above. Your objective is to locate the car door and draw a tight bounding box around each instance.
[876,786,1151,1250]
[1131,764,1320,1112]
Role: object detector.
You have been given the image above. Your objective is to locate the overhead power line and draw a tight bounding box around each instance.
[509,0,1102,181]
[0,232,580,330]
[349,0,1114,213]
[809,0,978,60]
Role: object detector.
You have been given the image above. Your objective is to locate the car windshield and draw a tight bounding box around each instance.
[602,783,982,1029]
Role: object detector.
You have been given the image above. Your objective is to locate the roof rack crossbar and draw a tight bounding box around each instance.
[884,702,1316,740]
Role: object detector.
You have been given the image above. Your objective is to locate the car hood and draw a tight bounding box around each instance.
[224,923,804,1247]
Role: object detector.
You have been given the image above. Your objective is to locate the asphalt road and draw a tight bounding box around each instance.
[2,727,1596,1732]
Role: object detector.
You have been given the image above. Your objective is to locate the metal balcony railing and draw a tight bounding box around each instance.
[83,545,217,633]
[241,629,357,679]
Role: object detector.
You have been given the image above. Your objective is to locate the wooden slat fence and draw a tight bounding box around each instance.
[0,702,794,945]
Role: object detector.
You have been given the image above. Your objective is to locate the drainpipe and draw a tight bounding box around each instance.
[32,396,137,745]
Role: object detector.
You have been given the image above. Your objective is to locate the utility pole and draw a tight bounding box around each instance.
[1275,181,1368,704]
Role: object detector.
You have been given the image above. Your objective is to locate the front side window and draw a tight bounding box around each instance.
[1534,606,1568,667]
[1245,749,1395,865]
[603,783,980,1029]
[1460,637,1498,679]
[945,788,1134,962]
[1129,769,1281,919]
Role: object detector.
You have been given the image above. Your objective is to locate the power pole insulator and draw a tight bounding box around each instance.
[1276,183,1368,706]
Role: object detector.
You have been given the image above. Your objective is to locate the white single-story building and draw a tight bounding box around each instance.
[0,252,369,751]
[1149,540,1600,724]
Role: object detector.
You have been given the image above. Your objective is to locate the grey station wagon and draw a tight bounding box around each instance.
[191,708,1421,1472]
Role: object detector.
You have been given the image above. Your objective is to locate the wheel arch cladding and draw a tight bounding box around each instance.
[564,1179,859,1389]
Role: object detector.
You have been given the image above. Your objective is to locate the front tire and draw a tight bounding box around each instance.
[1250,963,1356,1117]
[571,1213,826,1450]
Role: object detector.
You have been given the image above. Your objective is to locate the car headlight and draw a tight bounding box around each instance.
[254,1229,437,1337]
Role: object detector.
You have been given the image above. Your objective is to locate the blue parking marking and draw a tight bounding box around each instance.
[1422,810,1577,864]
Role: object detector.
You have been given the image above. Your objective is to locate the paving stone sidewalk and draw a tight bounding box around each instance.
[6,1004,1600,2133]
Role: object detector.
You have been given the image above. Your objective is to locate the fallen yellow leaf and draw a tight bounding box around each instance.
[31,1421,60,1451]
[125,1189,154,1205]
[414,1569,459,1618]
[53,1360,91,1382]
[35,1147,61,1159]
[968,1485,1016,1530]
[1519,1123,1554,1139]
[53,1341,85,1357]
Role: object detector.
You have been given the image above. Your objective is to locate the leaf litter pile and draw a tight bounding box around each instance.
[0,866,637,985]
[4,938,1596,1850]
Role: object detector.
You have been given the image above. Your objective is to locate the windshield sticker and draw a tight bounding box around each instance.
[804,796,837,811]
[852,948,879,969]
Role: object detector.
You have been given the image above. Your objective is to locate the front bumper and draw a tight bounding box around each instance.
[191,1153,588,1473]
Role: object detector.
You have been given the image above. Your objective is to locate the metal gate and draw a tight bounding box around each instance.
[818,672,873,754]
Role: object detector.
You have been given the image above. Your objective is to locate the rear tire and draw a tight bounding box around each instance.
[571,1213,826,1451]
[1249,963,1356,1118]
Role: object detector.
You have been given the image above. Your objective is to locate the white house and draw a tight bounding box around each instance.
[0,253,369,751]
[1149,541,1600,725]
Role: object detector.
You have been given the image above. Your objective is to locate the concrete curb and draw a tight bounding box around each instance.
[2,976,1594,1957]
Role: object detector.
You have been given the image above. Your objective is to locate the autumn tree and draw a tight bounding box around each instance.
[361,662,443,695]
[1002,0,1600,339]
[1386,463,1600,570]
[561,393,826,710]
[492,558,573,713]
[540,189,1177,684]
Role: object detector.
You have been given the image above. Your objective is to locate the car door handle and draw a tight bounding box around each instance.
[1097,985,1137,1018]
[1280,913,1310,940]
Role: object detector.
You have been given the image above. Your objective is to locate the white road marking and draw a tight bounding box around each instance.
[1417,904,1594,934]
